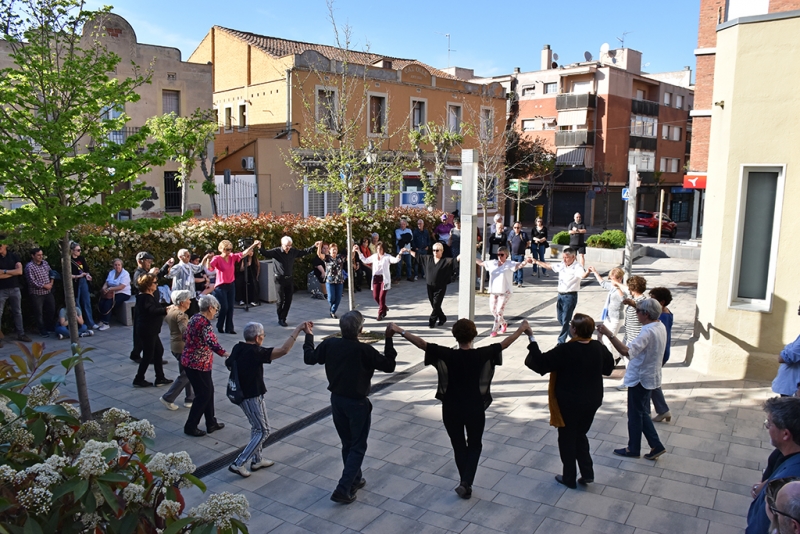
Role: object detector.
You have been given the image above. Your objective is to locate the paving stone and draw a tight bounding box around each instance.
[641,476,716,508]
[625,504,709,534]
[461,499,544,534]
[555,490,634,523]
[713,489,753,515]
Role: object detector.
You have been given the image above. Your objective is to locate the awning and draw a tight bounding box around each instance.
[556,109,588,127]
[556,147,592,167]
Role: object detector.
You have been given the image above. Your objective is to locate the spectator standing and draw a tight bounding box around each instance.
[772,303,800,398]
[69,241,99,333]
[449,217,462,260]
[226,321,308,478]
[394,218,414,282]
[159,290,194,411]
[487,219,509,260]
[412,219,431,280]
[97,258,131,330]
[531,217,548,278]
[507,221,530,287]
[303,311,397,504]
[24,247,56,338]
[434,213,455,256]
[368,233,380,255]
[532,247,588,344]
[130,251,174,363]
[209,239,261,334]
[259,236,320,327]
[568,212,587,267]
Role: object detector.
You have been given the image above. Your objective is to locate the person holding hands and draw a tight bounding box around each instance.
[475,246,532,337]
[353,242,404,321]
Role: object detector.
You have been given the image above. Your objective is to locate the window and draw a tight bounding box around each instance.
[316,87,337,131]
[304,180,343,217]
[662,125,670,139]
[224,108,232,130]
[521,85,536,96]
[163,172,181,211]
[663,92,672,106]
[162,90,180,116]
[659,157,680,173]
[212,109,219,126]
[636,89,645,101]
[447,104,462,133]
[480,107,493,140]
[364,183,390,210]
[671,126,682,141]
[628,149,655,172]
[630,115,657,137]
[730,165,786,311]
[101,104,125,144]
[238,104,247,129]
[572,81,592,94]
[544,82,557,94]
[675,95,684,109]
[368,94,386,135]
[523,117,556,131]
[411,99,426,131]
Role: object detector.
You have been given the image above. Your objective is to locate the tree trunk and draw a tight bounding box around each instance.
[60,232,92,421]
[181,165,190,216]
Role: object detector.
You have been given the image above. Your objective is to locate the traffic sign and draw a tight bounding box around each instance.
[622,187,632,201]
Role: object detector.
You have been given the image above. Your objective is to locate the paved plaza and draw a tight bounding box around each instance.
[6,255,773,533]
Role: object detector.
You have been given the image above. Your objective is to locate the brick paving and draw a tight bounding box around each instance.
[5,255,774,533]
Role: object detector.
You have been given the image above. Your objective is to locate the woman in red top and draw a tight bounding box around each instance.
[182,294,229,436]
[208,239,260,335]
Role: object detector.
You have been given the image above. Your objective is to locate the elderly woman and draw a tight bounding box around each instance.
[475,246,531,337]
[226,320,309,477]
[132,274,172,388]
[390,318,528,499]
[159,290,195,411]
[168,249,214,316]
[69,241,99,330]
[524,314,614,488]
[324,243,347,318]
[97,258,131,330]
[209,238,261,335]
[354,242,404,321]
[182,294,229,437]
[598,298,667,461]
[587,266,626,358]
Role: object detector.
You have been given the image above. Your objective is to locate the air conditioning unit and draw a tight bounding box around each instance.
[241,157,255,170]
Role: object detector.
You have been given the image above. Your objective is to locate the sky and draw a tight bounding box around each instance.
[88,0,701,80]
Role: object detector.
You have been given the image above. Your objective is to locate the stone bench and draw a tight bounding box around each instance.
[115,299,136,326]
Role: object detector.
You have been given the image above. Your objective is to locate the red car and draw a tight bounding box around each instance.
[636,211,677,238]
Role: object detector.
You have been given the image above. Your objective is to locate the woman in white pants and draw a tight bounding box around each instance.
[475,247,531,336]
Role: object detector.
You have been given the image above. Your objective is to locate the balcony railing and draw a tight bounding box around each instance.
[629,135,658,151]
[106,127,141,144]
[631,99,659,116]
[555,130,594,147]
[556,93,596,110]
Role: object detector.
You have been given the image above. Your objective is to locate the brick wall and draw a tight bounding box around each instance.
[688,117,710,173]
[694,55,716,111]
[698,0,725,48]
[769,0,800,12]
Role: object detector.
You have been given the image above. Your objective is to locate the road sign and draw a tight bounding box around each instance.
[508,179,529,194]
[622,187,632,201]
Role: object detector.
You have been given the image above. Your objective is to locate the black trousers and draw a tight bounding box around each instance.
[427,284,447,326]
[130,305,141,359]
[275,277,293,322]
[29,292,56,334]
[184,368,218,432]
[331,393,372,496]
[442,402,485,486]
[557,403,599,484]
[135,333,165,382]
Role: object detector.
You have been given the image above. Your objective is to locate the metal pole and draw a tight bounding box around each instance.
[656,188,665,244]
[459,150,478,321]
[623,164,638,278]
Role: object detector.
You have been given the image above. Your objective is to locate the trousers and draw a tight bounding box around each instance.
[330,393,372,496]
[442,402,485,486]
[557,403,599,484]
[233,395,270,467]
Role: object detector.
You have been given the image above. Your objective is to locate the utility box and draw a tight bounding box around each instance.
[259,260,277,303]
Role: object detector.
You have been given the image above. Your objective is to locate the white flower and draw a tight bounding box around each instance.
[188,492,250,530]
[114,419,156,442]
[102,408,131,426]
[24,459,64,488]
[123,483,146,505]
[156,499,182,519]
[80,512,101,529]
[0,465,17,483]
[146,451,195,486]
[26,385,57,408]
[18,487,53,515]
[74,440,119,478]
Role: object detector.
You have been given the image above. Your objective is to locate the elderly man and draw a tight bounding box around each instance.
[410,243,458,328]
[568,212,587,267]
[746,397,800,533]
[598,298,667,461]
[533,247,588,344]
[0,238,31,343]
[770,479,800,534]
[394,218,414,282]
[24,247,56,338]
[260,236,321,327]
[130,251,174,364]
[411,219,431,280]
[303,310,397,504]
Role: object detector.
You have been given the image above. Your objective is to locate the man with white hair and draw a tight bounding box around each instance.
[598,298,667,461]
[260,236,321,327]
[167,249,214,316]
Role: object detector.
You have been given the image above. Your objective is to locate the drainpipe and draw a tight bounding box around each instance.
[286,69,292,141]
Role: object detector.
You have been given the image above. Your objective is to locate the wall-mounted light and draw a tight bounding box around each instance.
[714,101,724,109]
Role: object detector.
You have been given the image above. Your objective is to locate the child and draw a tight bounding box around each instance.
[55,307,93,339]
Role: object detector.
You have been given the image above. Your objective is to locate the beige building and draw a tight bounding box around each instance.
[188,27,507,218]
[690,10,800,379]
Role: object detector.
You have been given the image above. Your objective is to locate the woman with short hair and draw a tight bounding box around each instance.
[209,239,261,335]
[354,242,404,321]
[132,273,172,388]
[324,243,347,318]
[159,289,194,411]
[98,258,131,330]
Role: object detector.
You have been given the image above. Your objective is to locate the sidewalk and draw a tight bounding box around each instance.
[7,256,771,533]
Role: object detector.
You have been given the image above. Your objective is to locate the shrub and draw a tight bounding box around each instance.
[586,235,612,248]
[552,231,570,245]
[586,230,626,249]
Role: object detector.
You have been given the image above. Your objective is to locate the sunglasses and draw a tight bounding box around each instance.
[498,253,507,257]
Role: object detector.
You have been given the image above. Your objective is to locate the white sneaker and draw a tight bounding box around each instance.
[184,401,193,408]
[57,334,65,340]
[615,381,628,391]
[79,330,94,338]
[250,458,275,471]
[98,324,110,331]
[91,324,100,330]
[159,397,179,411]
[228,464,251,478]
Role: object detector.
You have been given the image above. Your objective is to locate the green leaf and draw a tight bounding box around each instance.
[0,498,12,513]
[85,487,97,512]
[40,374,67,389]
[32,404,77,421]
[22,517,43,534]
[73,478,89,500]
[161,517,195,534]
[118,513,139,534]
[97,481,120,512]
[230,518,249,533]
[28,416,46,446]
[0,388,27,411]
[193,522,216,534]
[182,473,206,492]
[97,473,131,483]
[51,478,83,500]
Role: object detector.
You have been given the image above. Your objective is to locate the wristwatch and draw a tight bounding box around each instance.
[400,330,406,338]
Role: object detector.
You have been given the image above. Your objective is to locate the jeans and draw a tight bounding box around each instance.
[184,368,218,432]
[330,393,372,496]
[532,245,547,275]
[326,282,343,315]
[29,292,56,334]
[213,282,236,332]
[0,287,24,336]
[442,401,485,486]
[162,352,194,404]
[233,395,270,467]
[395,252,412,279]
[627,383,664,455]
[98,293,130,324]
[75,277,96,328]
[55,323,87,337]
[556,292,578,344]
[427,284,447,326]
[511,254,525,284]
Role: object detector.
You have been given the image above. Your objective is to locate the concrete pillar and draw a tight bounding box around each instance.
[458,150,478,321]
[623,164,638,278]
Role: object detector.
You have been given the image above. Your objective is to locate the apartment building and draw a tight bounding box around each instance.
[188,27,507,218]
[476,46,693,227]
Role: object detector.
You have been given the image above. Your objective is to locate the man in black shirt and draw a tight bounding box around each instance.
[260,236,321,327]
[568,212,587,267]
[303,310,397,504]
[0,238,30,343]
[410,244,458,328]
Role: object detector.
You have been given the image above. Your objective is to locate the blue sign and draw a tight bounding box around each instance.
[670,187,693,194]
[622,187,633,201]
[401,191,426,207]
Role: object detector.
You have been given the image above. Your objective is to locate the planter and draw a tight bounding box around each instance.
[549,246,559,258]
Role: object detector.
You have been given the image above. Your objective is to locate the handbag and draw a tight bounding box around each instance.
[226,359,245,405]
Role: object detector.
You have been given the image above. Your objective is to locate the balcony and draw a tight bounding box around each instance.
[555,130,594,147]
[629,135,658,151]
[631,99,659,116]
[106,127,141,144]
[556,93,596,110]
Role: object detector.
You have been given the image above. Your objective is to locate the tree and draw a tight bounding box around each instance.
[408,122,465,208]
[146,109,220,216]
[0,0,167,420]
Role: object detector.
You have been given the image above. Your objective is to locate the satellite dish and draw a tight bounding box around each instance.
[552,52,559,61]
[600,42,610,55]
[611,58,617,64]
[551,62,558,69]
[608,49,616,58]
[584,51,593,62]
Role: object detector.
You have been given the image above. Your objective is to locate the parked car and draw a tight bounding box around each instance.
[636,211,677,238]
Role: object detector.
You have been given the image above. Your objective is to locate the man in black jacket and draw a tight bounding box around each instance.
[303,310,397,504]
[260,236,321,327]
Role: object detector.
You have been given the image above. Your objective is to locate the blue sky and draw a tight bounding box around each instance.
[92,0,700,79]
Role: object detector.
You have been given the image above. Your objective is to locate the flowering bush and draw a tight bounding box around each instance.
[0,342,250,533]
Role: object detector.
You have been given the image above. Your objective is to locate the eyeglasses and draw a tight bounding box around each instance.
[765,418,774,430]
[433,249,443,252]
[767,477,800,523]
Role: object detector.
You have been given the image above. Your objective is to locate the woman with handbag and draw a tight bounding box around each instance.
[226,320,309,477]
[97,258,131,330]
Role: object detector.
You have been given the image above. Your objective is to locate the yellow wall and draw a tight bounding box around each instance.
[691,15,800,379]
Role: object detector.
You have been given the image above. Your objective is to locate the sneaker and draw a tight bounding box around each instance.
[17,334,32,342]
[133,378,153,388]
[79,330,94,338]
[57,334,65,340]
[184,401,193,408]
[159,397,179,411]
[228,464,251,478]
[90,324,100,330]
[644,446,667,461]
[154,378,174,387]
[97,323,110,331]
[490,332,498,338]
[615,382,628,391]
[500,324,508,334]
[413,276,419,281]
[250,458,275,471]
[237,301,245,306]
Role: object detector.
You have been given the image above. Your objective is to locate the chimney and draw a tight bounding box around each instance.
[541,45,552,71]
[513,67,521,74]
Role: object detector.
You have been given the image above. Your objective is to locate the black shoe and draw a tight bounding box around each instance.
[154,377,173,387]
[350,478,366,493]
[429,321,436,329]
[162,359,169,365]
[132,378,153,388]
[226,331,237,335]
[455,483,472,499]
[330,490,356,504]
[278,320,288,327]
[218,328,225,334]
[330,313,337,319]
[130,355,142,364]
[184,428,206,437]
[555,475,577,489]
[206,422,225,434]
[578,477,594,485]
[437,317,447,326]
